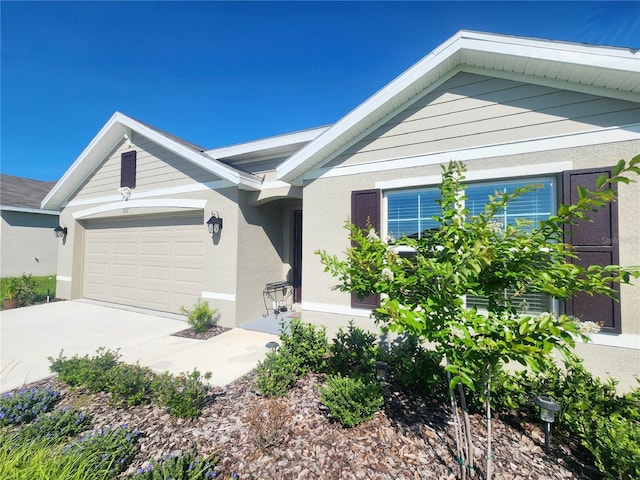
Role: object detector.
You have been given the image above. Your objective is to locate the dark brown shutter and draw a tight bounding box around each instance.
[120,151,137,188]
[351,189,381,309]
[563,167,620,333]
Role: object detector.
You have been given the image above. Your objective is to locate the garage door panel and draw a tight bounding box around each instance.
[83,214,204,313]
[139,265,170,281]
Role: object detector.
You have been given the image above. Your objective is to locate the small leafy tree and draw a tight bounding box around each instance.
[318,157,640,479]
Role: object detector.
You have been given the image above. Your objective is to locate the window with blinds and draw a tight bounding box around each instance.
[385,177,556,314]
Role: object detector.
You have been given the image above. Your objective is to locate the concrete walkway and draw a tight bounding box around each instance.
[0,301,278,393]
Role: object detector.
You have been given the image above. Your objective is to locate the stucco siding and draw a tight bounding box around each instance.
[1,211,59,277]
[301,139,640,389]
[72,133,220,202]
[235,193,288,324]
[326,72,640,168]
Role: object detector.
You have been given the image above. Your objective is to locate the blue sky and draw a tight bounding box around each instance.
[1,1,639,181]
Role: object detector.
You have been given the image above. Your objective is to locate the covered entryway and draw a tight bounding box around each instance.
[82,213,203,313]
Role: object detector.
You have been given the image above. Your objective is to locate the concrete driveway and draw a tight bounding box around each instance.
[0,300,278,393]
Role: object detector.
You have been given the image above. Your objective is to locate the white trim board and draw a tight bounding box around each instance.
[73,199,207,219]
[65,180,233,208]
[201,291,236,302]
[301,301,373,318]
[56,276,72,282]
[307,124,640,181]
[376,161,573,190]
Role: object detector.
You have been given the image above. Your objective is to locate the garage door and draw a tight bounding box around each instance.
[83,214,203,313]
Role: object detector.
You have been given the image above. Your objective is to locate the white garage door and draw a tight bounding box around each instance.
[83,214,203,313]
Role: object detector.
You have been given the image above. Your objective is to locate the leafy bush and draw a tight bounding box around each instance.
[105,362,155,407]
[19,407,91,443]
[279,318,329,373]
[0,386,61,426]
[48,348,121,392]
[330,321,379,379]
[1,276,55,303]
[383,334,447,396]
[243,397,291,450]
[129,451,219,479]
[153,369,212,419]
[14,274,37,306]
[254,350,302,397]
[63,424,139,476]
[180,300,218,332]
[588,413,640,480]
[319,374,384,428]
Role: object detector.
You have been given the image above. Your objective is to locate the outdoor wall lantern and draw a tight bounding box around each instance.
[533,395,561,453]
[265,341,279,353]
[206,211,223,234]
[374,361,389,381]
[53,226,68,238]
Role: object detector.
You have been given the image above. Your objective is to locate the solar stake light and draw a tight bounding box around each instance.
[265,341,279,353]
[374,361,389,381]
[533,395,561,453]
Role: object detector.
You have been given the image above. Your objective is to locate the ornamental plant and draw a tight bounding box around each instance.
[318,157,640,479]
[0,386,61,426]
[180,300,218,332]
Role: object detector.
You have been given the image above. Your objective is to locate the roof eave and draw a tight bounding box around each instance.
[276,30,640,183]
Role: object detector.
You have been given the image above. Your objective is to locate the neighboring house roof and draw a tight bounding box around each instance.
[277,30,640,184]
[0,174,58,215]
[42,112,265,210]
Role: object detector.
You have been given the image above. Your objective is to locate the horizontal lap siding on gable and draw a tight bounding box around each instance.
[72,135,220,202]
[325,72,640,168]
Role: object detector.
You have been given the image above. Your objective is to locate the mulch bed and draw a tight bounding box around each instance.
[171,325,230,340]
[13,374,601,480]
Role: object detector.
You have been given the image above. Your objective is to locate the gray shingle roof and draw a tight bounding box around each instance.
[0,174,57,210]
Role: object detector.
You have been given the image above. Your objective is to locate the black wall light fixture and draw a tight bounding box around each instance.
[53,226,68,238]
[206,211,223,234]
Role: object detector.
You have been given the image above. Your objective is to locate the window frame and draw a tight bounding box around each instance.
[382,174,560,315]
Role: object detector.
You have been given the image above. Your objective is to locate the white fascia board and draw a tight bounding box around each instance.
[277,30,640,184]
[0,205,60,215]
[205,126,329,159]
[461,30,640,71]
[42,112,126,210]
[118,114,262,191]
[42,112,262,211]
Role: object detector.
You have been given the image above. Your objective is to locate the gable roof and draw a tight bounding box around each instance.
[277,30,640,184]
[0,174,58,214]
[42,112,263,210]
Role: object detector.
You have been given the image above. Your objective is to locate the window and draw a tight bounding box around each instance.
[385,176,556,314]
[120,151,137,188]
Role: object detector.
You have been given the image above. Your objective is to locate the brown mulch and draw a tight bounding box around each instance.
[17,374,601,480]
[171,325,230,340]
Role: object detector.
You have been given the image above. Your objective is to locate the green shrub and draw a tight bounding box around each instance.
[19,408,91,443]
[62,424,139,476]
[48,348,121,392]
[128,451,219,479]
[254,350,303,397]
[279,318,329,373]
[106,362,156,407]
[14,274,37,306]
[0,386,61,426]
[319,374,384,427]
[587,413,640,480]
[153,369,212,419]
[180,300,218,332]
[383,334,447,397]
[330,321,379,379]
[1,276,56,303]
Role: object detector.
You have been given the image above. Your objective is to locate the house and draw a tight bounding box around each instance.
[1,174,59,277]
[43,31,639,386]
